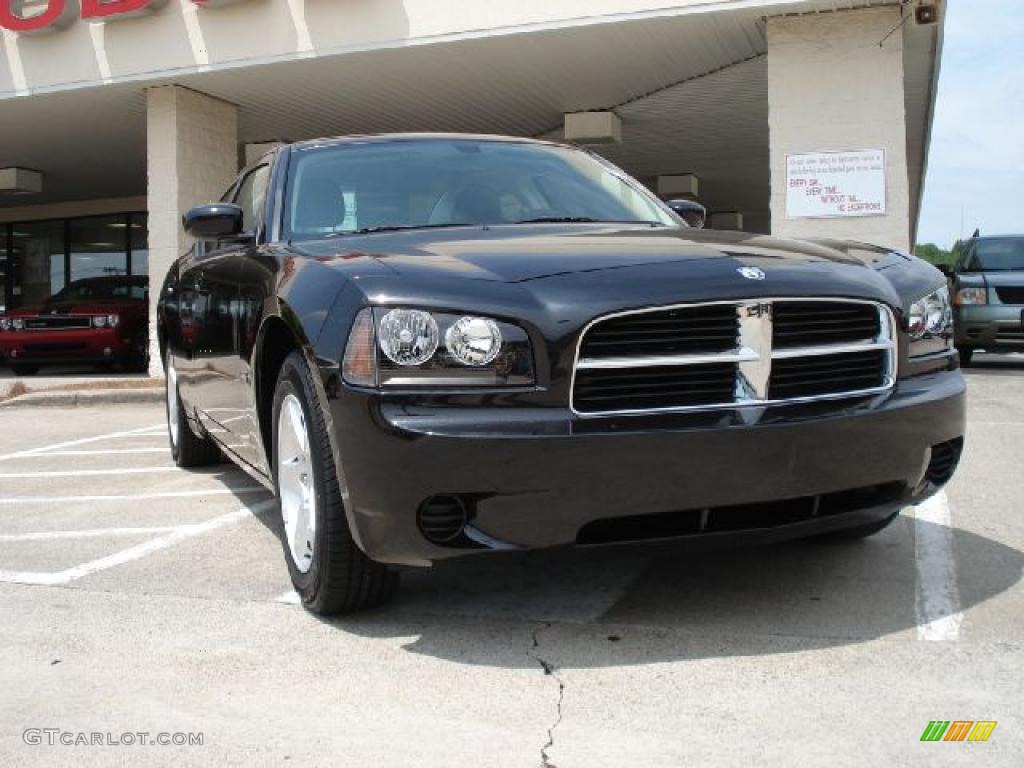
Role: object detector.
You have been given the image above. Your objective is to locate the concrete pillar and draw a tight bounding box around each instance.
[146,85,238,375]
[767,7,911,253]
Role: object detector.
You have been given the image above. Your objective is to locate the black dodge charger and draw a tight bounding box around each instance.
[158,134,965,614]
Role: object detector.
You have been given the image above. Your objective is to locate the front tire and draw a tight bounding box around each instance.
[165,352,221,468]
[956,345,974,366]
[272,351,397,615]
[11,363,39,376]
[809,512,899,543]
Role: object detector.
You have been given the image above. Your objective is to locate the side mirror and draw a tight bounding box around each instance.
[183,203,244,240]
[666,199,706,229]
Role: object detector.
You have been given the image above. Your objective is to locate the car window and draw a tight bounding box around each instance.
[234,165,271,235]
[973,238,1024,271]
[284,139,676,239]
[45,278,146,302]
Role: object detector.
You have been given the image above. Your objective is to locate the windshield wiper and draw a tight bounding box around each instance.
[515,216,600,224]
[319,223,475,238]
[514,217,665,226]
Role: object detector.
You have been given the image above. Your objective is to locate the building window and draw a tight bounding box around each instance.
[1,211,146,310]
[130,213,149,276]
[70,215,129,282]
[11,220,65,307]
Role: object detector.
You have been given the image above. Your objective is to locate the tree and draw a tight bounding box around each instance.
[914,243,952,266]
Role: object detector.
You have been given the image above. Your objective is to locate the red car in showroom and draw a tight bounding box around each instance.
[0,275,149,375]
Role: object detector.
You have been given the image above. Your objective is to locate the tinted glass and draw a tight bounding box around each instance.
[70,215,128,283]
[235,166,270,234]
[974,238,1024,271]
[0,226,7,310]
[47,277,148,303]
[130,213,149,276]
[284,139,675,239]
[12,220,64,305]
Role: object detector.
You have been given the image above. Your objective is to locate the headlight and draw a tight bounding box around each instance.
[343,307,534,387]
[908,285,952,346]
[107,314,120,328]
[12,318,24,331]
[92,316,108,328]
[378,309,439,366]
[0,318,10,331]
[445,316,503,366]
[955,287,987,305]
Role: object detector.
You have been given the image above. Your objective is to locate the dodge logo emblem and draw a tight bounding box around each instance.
[737,267,766,281]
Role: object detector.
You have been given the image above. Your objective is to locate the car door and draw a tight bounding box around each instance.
[175,232,244,441]
[222,163,273,470]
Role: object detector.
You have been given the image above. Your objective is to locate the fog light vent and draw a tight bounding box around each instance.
[417,495,469,544]
[926,438,963,487]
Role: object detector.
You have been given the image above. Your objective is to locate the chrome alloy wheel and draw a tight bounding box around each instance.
[277,393,317,573]
[166,360,180,448]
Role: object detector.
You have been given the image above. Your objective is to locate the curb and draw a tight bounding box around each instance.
[0,387,164,408]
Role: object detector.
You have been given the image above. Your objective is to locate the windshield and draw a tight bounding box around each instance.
[284,138,677,239]
[972,238,1024,271]
[46,278,147,303]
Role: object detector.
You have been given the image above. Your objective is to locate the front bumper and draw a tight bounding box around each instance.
[955,305,1024,349]
[331,368,966,566]
[0,327,133,365]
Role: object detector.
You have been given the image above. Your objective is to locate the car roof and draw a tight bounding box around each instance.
[973,234,1024,241]
[289,133,571,152]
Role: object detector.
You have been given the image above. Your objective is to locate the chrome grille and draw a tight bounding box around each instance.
[572,298,895,416]
[579,304,737,358]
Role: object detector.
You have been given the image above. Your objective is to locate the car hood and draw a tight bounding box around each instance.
[293,224,909,284]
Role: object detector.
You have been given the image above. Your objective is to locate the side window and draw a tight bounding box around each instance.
[960,244,978,271]
[234,165,271,235]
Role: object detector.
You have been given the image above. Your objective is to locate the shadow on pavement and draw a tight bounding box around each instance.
[318,517,1022,668]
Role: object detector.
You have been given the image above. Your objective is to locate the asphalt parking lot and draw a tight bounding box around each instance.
[0,355,1022,767]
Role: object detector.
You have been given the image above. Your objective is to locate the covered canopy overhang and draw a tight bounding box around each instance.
[0,0,942,239]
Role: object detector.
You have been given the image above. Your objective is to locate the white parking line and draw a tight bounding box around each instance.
[0,500,275,586]
[0,448,168,458]
[913,490,963,641]
[0,526,181,542]
[0,467,180,479]
[0,488,268,505]
[0,423,165,462]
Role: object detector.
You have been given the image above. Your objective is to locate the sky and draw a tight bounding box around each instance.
[917,0,1024,248]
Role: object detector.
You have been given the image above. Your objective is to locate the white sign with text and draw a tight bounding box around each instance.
[785,149,886,219]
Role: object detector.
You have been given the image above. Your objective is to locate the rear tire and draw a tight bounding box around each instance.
[11,363,39,376]
[272,350,397,615]
[956,345,974,366]
[809,512,899,543]
[165,352,221,468]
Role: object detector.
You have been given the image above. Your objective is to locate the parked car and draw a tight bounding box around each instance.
[159,134,965,615]
[0,275,149,375]
[942,234,1024,365]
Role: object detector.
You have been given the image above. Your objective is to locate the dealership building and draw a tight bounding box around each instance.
[0,0,944,371]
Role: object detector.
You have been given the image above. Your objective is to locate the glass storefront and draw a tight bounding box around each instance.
[2,212,147,311]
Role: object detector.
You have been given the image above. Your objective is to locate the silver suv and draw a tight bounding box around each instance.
[945,235,1024,365]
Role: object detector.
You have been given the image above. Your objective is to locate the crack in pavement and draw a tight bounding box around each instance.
[531,622,565,768]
